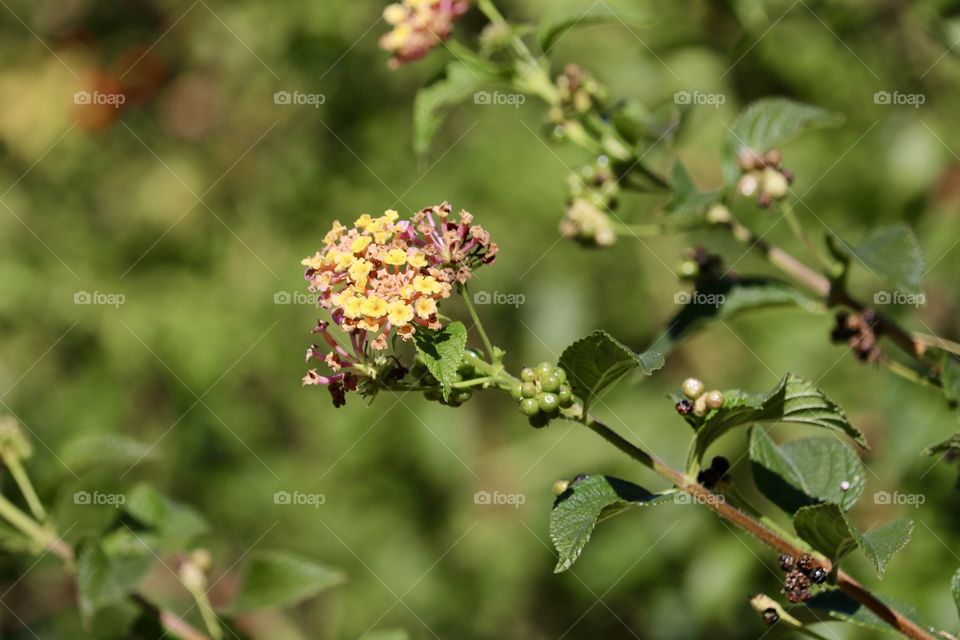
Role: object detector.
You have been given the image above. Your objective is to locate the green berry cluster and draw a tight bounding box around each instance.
[510,362,574,428]
[416,350,480,408]
[675,377,725,417]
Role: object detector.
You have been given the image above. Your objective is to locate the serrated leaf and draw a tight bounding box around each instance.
[76,538,154,623]
[749,429,865,513]
[123,484,209,552]
[832,225,926,295]
[60,434,156,472]
[922,432,960,456]
[413,321,467,401]
[665,161,721,220]
[558,330,663,413]
[227,550,345,613]
[723,98,843,184]
[538,0,648,51]
[414,63,494,158]
[549,475,673,572]
[793,504,912,577]
[651,277,817,354]
[860,518,913,579]
[688,373,867,468]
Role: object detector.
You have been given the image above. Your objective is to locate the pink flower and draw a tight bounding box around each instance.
[379,0,470,68]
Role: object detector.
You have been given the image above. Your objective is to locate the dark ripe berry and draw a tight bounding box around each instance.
[778,554,795,572]
[797,554,814,573]
[783,569,810,592]
[675,399,694,415]
[710,456,730,476]
[521,367,537,382]
[573,473,588,483]
[521,382,538,398]
[810,567,828,584]
[519,398,540,416]
[762,608,779,625]
[452,389,472,404]
[528,412,550,429]
[786,587,812,603]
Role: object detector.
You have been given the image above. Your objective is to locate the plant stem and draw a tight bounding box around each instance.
[0,494,209,640]
[582,414,934,640]
[781,201,833,273]
[460,282,497,362]
[2,452,46,521]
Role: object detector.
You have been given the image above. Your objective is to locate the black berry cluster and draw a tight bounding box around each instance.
[511,362,575,428]
[830,310,883,363]
[777,553,828,603]
[736,148,794,208]
[762,608,779,625]
[697,456,730,489]
[675,377,726,418]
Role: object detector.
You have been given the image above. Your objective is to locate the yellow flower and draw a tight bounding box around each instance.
[333,250,356,271]
[350,235,372,254]
[348,259,373,288]
[407,252,427,268]
[387,301,415,326]
[358,317,381,332]
[399,284,415,299]
[383,3,407,24]
[343,296,365,319]
[413,275,441,295]
[414,297,437,318]
[384,248,407,266]
[330,286,355,307]
[301,252,324,270]
[323,221,345,246]
[361,296,388,318]
[354,214,373,230]
[384,209,400,222]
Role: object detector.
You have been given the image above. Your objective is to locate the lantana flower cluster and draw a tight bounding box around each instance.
[302,203,497,406]
[379,0,469,68]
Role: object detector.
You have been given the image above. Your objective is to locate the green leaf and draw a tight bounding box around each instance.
[549,475,673,572]
[723,98,843,184]
[76,537,154,623]
[792,588,925,635]
[952,567,960,619]
[365,631,410,640]
[859,518,914,579]
[793,503,859,560]
[414,63,494,158]
[749,429,865,513]
[413,321,467,401]
[558,330,663,413]
[123,484,209,552]
[665,162,721,220]
[650,277,817,354]
[688,373,867,468]
[832,225,926,295]
[922,432,960,456]
[538,0,648,51]
[228,550,345,613]
[60,434,156,472]
[793,504,912,577]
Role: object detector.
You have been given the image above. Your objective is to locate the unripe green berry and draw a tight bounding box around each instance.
[509,382,523,400]
[558,386,573,407]
[541,375,562,393]
[425,389,443,402]
[536,362,555,378]
[681,377,705,399]
[678,260,699,280]
[520,398,540,416]
[552,479,570,496]
[521,382,538,398]
[453,389,473,404]
[521,367,537,382]
[538,392,560,413]
[704,390,725,410]
[554,368,567,383]
[693,394,708,417]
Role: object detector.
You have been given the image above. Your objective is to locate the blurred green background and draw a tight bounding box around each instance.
[1,0,960,638]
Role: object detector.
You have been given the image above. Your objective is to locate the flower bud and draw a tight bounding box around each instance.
[0,417,32,460]
[179,561,206,592]
[681,378,705,399]
[737,173,759,197]
[552,479,570,496]
[762,168,789,199]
